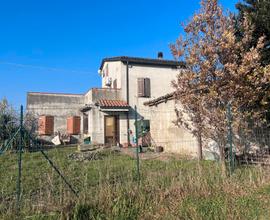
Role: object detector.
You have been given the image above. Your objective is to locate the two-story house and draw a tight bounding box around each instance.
[27,54,199,155]
[82,54,185,146]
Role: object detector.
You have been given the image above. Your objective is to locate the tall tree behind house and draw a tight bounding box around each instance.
[170,0,270,162]
[236,0,270,65]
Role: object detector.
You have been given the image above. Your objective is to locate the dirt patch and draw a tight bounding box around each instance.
[120,147,192,161]
[68,147,121,162]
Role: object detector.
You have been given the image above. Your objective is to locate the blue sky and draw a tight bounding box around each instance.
[0,0,239,108]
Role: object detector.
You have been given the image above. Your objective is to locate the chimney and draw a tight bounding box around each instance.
[158,52,163,59]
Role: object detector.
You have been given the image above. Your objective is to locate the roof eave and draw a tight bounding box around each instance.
[99,56,186,70]
[99,106,130,112]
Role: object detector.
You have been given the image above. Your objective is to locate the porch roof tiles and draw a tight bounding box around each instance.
[97,99,130,108]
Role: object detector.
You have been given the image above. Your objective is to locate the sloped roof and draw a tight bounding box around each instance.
[97,99,130,108]
[80,104,92,112]
[99,56,186,70]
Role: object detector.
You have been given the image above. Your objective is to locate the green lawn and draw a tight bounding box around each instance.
[0,147,270,219]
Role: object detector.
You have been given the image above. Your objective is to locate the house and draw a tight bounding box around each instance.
[27,53,199,156]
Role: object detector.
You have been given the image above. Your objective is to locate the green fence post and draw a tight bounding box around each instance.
[16,105,23,212]
[227,102,234,174]
[135,105,140,183]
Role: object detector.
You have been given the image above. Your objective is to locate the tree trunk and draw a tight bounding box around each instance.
[197,134,203,160]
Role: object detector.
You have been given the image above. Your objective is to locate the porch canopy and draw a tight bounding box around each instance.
[80,99,130,112]
[97,99,130,112]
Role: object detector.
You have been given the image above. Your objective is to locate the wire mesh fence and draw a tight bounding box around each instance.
[2,103,270,218]
[232,119,270,166]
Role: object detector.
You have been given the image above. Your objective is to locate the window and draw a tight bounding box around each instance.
[83,113,88,134]
[135,119,150,137]
[138,78,151,97]
[103,64,109,77]
[113,79,117,89]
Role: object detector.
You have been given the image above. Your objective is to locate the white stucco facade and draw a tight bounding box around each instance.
[97,58,182,146]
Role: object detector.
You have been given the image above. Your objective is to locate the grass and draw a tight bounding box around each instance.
[0,147,270,219]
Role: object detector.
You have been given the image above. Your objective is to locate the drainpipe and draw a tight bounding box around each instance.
[126,61,130,145]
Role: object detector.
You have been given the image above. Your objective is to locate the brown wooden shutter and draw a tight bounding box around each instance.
[113,79,117,89]
[138,78,145,97]
[67,116,81,135]
[38,115,54,135]
[144,78,151,97]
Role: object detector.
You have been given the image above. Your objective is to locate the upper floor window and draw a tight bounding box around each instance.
[138,78,151,98]
[103,64,109,77]
[113,79,117,89]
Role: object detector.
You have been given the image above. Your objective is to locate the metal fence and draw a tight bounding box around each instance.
[226,104,270,170]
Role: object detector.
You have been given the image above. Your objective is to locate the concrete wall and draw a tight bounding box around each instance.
[88,106,104,143]
[84,88,122,104]
[27,92,84,134]
[148,99,198,156]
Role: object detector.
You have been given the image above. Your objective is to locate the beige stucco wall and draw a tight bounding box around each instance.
[88,106,104,144]
[101,61,123,91]
[119,113,128,144]
[84,86,126,144]
[126,64,180,136]
[148,99,198,156]
[100,61,181,135]
[87,105,128,144]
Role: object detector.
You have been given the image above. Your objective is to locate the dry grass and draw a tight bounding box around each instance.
[0,147,270,219]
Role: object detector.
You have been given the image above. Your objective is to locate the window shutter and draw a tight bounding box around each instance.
[113,79,117,89]
[144,78,151,97]
[138,78,145,97]
[105,64,109,77]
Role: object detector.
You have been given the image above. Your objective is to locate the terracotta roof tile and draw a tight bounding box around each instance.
[97,99,129,108]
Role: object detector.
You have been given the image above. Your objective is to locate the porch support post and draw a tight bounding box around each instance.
[126,61,130,146]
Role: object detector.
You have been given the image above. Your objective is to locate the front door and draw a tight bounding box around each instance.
[104,116,119,146]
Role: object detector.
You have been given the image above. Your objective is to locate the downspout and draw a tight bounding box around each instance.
[126,61,130,145]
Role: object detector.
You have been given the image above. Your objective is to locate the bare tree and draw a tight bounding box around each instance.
[24,111,39,136]
[0,98,18,144]
[0,99,39,147]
